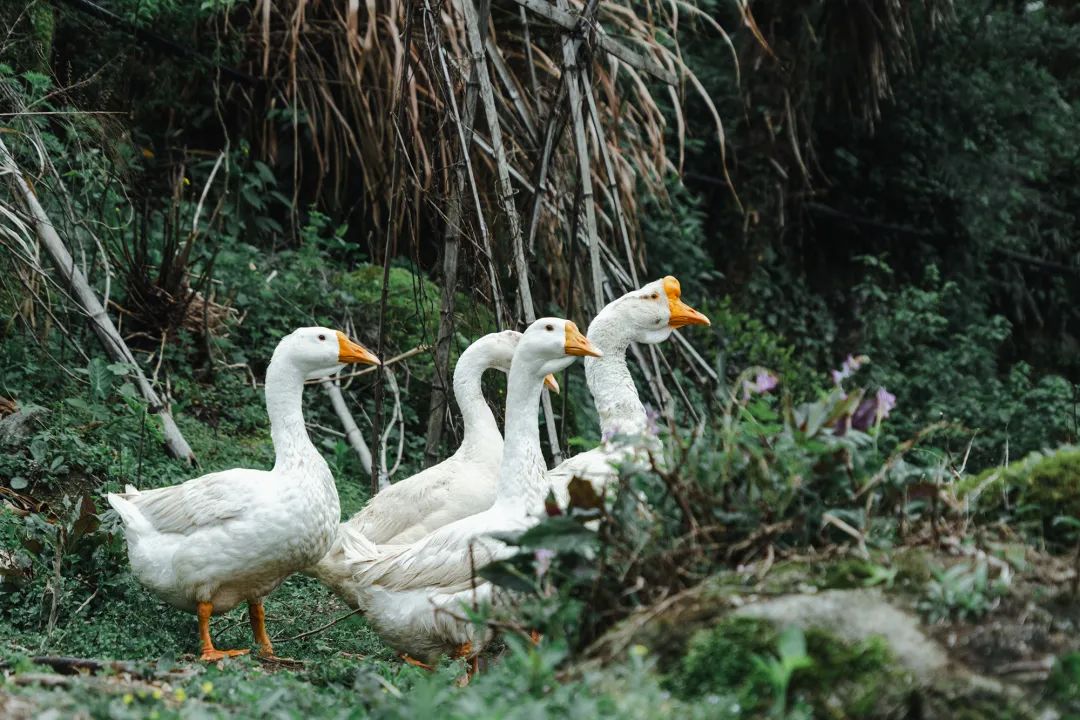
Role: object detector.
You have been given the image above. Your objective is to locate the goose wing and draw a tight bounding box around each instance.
[122,469,263,536]
[356,509,514,593]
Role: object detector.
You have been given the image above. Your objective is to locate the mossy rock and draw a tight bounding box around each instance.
[667,616,913,718]
[916,678,1040,720]
[958,445,1080,544]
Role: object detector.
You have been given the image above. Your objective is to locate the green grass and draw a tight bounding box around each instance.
[0,570,724,719]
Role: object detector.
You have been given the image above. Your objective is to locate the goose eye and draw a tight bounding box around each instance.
[650,293,659,299]
[318,334,326,341]
[545,324,554,331]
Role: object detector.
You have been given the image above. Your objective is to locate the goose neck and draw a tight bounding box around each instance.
[584,320,647,436]
[452,345,502,453]
[265,359,323,472]
[495,359,547,511]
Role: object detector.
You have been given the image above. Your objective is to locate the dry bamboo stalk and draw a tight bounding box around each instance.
[0,136,195,463]
[555,0,604,313]
[525,79,569,253]
[460,0,531,318]
[423,2,488,465]
[518,7,542,112]
[485,36,538,141]
[506,0,677,84]
[322,378,373,474]
[378,367,405,490]
[583,82,639,287]
[580,85,695,415]
[472,135,536,192]
[460,0,563,463]
[432,29,502,326]
[424,0,512,464]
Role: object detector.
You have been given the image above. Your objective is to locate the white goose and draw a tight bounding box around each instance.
[545,276,710,505]
[338,318,601,666]
[107,327,379,661]
[309,330,558,600]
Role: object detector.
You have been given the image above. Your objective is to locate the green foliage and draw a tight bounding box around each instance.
[1046,652,1080,715]
[0,0,55,74]
[918,559,1009,624]
[959,445,1080,547]
[688,298,817,400]
[855,261,1074,467]
[481,368,941,664]
[672,0,1080,471]
[639,179,723,299]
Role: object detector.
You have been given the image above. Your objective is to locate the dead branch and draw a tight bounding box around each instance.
[0,136,195,463]
[378,366,406,490]
[321,378,373,475]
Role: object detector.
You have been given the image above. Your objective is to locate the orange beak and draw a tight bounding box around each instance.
[663,276,710,328]
[564,321,603,358]
[543,374,560,394]
[336,331,381,365]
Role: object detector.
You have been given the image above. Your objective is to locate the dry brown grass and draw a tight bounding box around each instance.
[234,0,756,314]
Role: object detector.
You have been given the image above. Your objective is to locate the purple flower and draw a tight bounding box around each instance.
[849,395,878,432]
[846,386,897,433]
[535,548,556,579]
[743,371,779,399]
[843,354,867,375]
[876,387,897,420]
[831,354,869,386]
[754,372,778,393]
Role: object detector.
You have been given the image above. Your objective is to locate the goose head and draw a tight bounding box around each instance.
[591,276,710,347]
[514,317,603,380]
[481,330,561,393]
[273,326,381,378]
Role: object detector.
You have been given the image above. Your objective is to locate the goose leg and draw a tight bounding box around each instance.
[400,653,434,671]
[249,600,275,658]
[198,602,249,662]
[452,642,477,686]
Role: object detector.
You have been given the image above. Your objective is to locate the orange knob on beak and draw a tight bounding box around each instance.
[336,331,381,365]
[663,276,710,328]
[564,321,603,358]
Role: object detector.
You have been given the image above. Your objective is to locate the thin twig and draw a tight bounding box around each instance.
[272,607,365,644]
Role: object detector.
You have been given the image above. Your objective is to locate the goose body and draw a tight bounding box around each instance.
[107,327,379,660]
[310,331,557,600]
[113,466,338,614]
[545,277,710,505]
[341,318,600,663]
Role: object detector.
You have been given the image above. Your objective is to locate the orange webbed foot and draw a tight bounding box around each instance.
[400,653,434,671]
[200,648,249,662]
